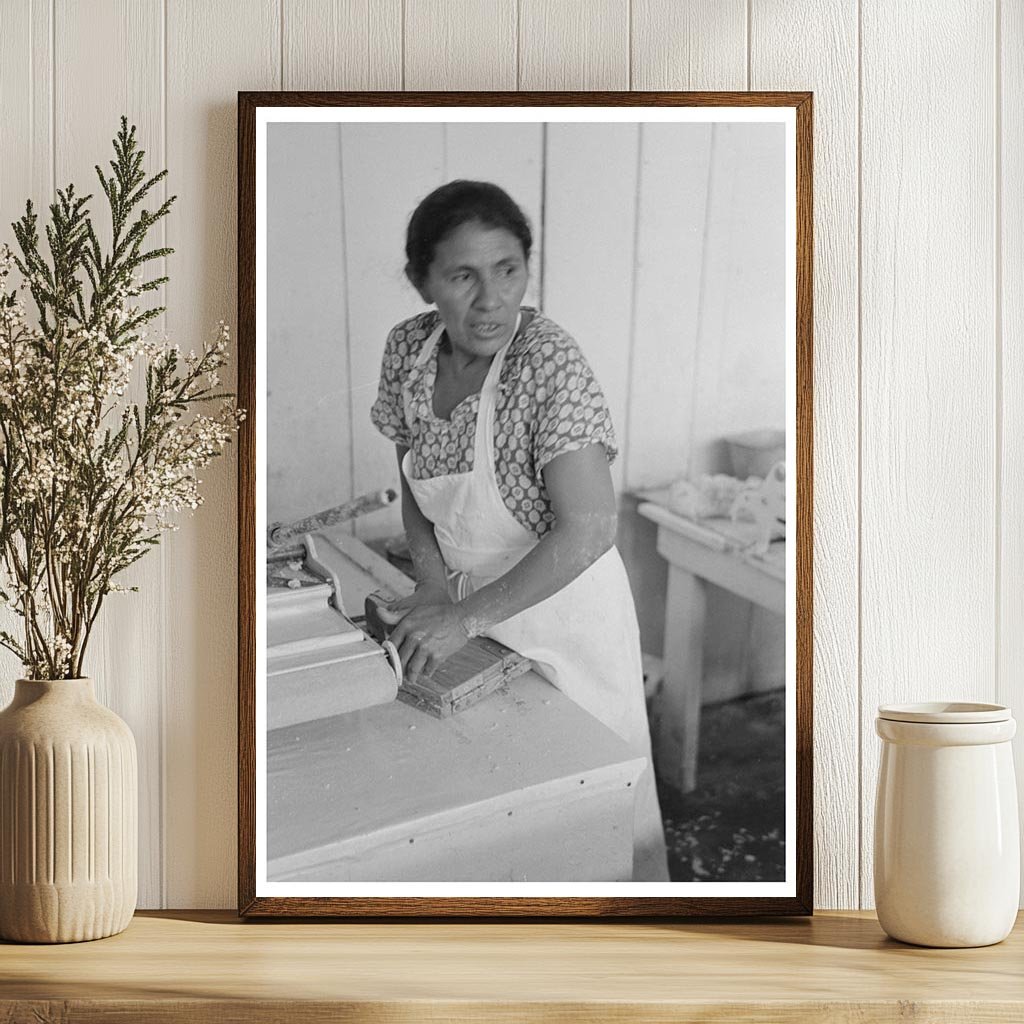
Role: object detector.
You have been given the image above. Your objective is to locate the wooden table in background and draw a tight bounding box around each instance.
[2,911,1022,1021]
[637,492,785,794]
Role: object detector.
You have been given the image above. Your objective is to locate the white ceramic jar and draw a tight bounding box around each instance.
[874,702,1019,947]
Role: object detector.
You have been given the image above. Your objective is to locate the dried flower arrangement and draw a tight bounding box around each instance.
[0,118,242,680]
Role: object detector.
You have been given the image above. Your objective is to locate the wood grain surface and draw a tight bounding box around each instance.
[858,2,997,910]
[404,0,517,91]
[631,0,747,91]
[750,0,860,914]
[52,0,166,912]
[2,911,1023,1022]
[1001,0,1024,899]
[519,0,629,90]
[167,0,279,910]
[283,0,401,91]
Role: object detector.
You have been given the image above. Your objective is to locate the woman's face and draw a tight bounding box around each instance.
[414,220,529,359]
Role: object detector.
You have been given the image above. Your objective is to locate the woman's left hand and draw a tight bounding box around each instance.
[377,600,471,683]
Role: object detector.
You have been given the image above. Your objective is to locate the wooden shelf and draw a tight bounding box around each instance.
[2,910,1023,1021]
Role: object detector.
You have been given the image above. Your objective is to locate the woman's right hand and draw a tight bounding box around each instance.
[377,580,470,683]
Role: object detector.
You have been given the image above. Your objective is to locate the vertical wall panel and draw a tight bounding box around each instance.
[342,124,444,542]
[1001,0,1024,902]
[631,0,747,90]
[623,2,746,678]
[860,1,997,908]
[687,123,787,478]
[52,0,165,910]
[0,2,52,697]
[625,123,711,490]
[519,0,629,90]
[543,124,638,494]
[284,0,401,90]
[0,0,51,237]
[405,0,516,89]
[164,0,279,908]
[266,123,351,526]
[751,0,860,909]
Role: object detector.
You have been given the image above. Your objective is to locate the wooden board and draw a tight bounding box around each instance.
[267,642,397,733]
[631,0,747,90]
[4,910,1024,1021]
[398,636,533,718]
[624,121,712,490]
[404,0,517,90]
[541,123,638,494]
[266,121,353,526]
[266,584,396,730]
[750,0,861,911]
[638,492,786,582]
[1003,0,1024,904]
[364,591,531,717]
[859,0,997,910]
[267,671,644,881]
[686,121,788,479]
[341,123,445,543]
[283,0,401,90]
[518,0,629,89]
[51,0,166,912]
[264,530,413,729]
[163,0,281,909]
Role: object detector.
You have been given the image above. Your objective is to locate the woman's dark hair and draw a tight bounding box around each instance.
[405,180,532,286]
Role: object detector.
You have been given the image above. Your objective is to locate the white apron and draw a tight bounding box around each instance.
[401,321,670,882]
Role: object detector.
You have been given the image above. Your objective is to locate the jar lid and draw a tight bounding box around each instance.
[877,701,1011,724]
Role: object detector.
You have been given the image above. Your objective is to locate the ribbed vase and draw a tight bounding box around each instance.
[0,678,137,943]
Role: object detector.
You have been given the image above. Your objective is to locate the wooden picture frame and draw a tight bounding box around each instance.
[238,91,813,917]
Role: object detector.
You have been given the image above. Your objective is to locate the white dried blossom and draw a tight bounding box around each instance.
[0,121,247,679]
[0,264,243,677]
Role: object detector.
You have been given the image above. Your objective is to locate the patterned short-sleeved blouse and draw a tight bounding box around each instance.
[370,307,617,538]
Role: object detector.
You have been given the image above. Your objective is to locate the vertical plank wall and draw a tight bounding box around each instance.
[0,0,1018,910]
[859,1,997,909]
[0,2,52,685]
[749,0,860,914]
[162,0,279,909]
[1004,0,1024,868]
[54,0,167,910]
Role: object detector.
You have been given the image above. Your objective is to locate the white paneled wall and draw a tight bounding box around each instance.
[0,0,1018,911]
[750,0,860,913]
[858,1,998,912]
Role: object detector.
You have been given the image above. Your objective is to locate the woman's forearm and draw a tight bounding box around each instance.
[456,514,615,638]
[396,447,449,591]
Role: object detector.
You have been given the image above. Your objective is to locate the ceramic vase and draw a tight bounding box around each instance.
[874,702,1019,948]
[0,678,137,943]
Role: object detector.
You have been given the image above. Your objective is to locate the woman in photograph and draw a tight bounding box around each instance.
[371,180,669,881]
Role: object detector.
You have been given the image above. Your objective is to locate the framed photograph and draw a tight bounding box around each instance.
[238,91,812,916]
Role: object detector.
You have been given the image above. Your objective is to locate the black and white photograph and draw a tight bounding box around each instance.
[242,96,809,913]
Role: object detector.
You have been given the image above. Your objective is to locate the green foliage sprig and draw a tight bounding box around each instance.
[0,117,243,679]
